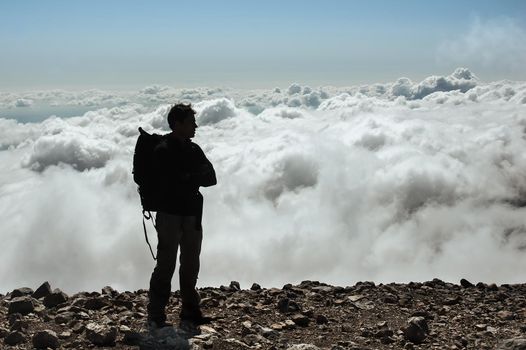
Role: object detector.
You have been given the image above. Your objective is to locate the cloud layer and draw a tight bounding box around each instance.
[1,69,526,294]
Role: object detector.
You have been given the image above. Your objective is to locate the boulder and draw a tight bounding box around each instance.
[33,282,52,299]
[32,330,60,349]
[8,296,35,315]
[44,289,68,308]
[403,316,428,344]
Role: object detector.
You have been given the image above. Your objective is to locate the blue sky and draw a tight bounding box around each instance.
[1,0,525,89]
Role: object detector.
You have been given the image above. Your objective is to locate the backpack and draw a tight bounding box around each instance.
[133,127,164,260]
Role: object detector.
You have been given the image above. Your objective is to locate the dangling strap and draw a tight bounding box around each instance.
[142,210,157,260]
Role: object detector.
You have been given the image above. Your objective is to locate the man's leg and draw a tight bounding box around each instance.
[147,212,183,324]
[178,216,203,320]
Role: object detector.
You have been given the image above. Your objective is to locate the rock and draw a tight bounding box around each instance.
[8,312,23,326]
[0,326,9,338]
[10,287,34,299]
[10,319,29,332]
[277,297,300,313]
[58,331,71,339]
[460,278,474,288]
[487,283,499,291]
[241,321,253,336]
[84,296,110,310]
[292,314,310,327]
[230,281,241,291]
[257,326,278,339]
[8,296,35,315]
[498,310,516,320]
[32,282,52,299]
[316,314,328,324]
[443,295,461,305]
[270,323,284,331]
[101,286,118,296]
[32,330,60,349]
[114,298,134,310]
[4,331,25,345]
[277,297,290,313]
[287,344,321,350]
[403,316,428,344]
[43,289,68,308]
[85,323,117,346]
[382,293,398,304]
[54,311,76,324]
[250,283,261,291]
[212,338,249,349]
[497,338,526,350]
[276,320,293,330]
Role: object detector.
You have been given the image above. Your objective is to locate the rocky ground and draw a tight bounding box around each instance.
[1,279,525,349]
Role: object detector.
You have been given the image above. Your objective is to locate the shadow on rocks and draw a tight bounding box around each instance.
[126,326,192,350]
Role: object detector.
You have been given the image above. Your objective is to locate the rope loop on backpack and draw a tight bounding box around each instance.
[142,210,157,260]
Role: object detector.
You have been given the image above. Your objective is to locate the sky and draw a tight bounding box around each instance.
[1,0,525,90]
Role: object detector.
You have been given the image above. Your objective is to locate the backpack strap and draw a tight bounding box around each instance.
[142,210,157,260]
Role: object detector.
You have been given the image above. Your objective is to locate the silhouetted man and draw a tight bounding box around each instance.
[147,103,216,330]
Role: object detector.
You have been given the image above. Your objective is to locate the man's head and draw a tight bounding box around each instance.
[167,103,197,139]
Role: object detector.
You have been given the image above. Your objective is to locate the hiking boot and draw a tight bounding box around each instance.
[179,319,201,336]
[146,319,172,332]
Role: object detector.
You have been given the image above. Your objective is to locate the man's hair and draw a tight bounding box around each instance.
[167,103,196,130]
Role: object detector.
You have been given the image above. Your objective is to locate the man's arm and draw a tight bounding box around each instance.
[190,146,217,187]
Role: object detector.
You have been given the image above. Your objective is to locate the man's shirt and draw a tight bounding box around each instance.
[153,136,216,216]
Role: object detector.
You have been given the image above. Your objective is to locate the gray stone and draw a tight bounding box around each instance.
[498,338,526,350]
[44,289,68,308]
[85,322,117,346]
[33,282,52,299]
[8,296,35,315]
[32,330,60,349]
[4,331,25,345]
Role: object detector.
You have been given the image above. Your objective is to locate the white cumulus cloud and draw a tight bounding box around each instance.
[1,71,526,294]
